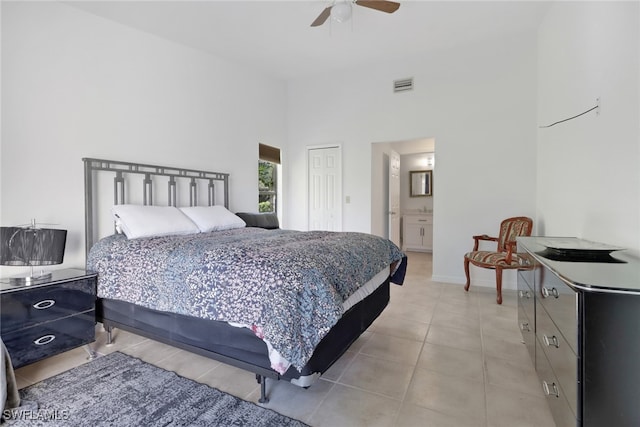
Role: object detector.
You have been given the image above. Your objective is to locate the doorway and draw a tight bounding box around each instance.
[371,138,435,248]
[308,145,342,231]
[388,150,401,247]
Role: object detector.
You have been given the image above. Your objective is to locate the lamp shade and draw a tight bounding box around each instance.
[0,226,67,266]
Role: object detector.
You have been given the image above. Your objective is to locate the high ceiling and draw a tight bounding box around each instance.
[66,1,551,81]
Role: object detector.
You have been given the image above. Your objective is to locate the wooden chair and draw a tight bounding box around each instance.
[464,217,533,304]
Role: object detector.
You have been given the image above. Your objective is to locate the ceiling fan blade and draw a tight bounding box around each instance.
[311,6,332,27]
[355,1,400,14]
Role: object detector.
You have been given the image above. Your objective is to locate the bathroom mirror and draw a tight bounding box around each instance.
[410,170,432,197]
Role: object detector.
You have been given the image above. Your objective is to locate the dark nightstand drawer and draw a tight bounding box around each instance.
[1,278,95,333]
[3,311,95,368]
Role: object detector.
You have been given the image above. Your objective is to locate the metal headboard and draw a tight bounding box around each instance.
[83,158,229,258]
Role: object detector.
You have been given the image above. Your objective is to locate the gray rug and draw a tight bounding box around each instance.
[6,351,308,426]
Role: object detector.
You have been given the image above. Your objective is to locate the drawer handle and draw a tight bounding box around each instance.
[33,299,56,310]
[520,322,530,332]
[542,381,560,398]
[543,334,560,348]
[541,287,559,298]
[518,290,531,299]
[34,335,56,346]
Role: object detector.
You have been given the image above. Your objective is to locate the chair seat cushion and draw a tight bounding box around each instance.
[465,251,525,268]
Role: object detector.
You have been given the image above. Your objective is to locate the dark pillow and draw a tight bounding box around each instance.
[235,212,279,230]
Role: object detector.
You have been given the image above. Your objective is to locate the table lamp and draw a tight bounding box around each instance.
[0,220,67,285]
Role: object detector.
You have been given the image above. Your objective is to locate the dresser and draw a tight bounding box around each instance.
[402,214,432,252]
[517,237,640,427]
[0,269,97,368]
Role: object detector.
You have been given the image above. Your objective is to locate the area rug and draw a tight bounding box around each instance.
[5,351,308,426]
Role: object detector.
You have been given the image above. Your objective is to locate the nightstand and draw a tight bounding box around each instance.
[0,268,97,368]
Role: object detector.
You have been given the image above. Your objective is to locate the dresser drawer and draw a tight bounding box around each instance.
[2,311,95,368]
[1,278,95,333]
[517,269,534,290]
[517,277,535,361]
[518,278,535,323]
[536,300,578,420]
[518,309,535,362]
[535,338,578,427]
[404,215,432,225]
[537,268,578,354]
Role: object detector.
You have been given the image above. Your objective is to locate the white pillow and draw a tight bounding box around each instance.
[179,206,246,233]
[111,205,200,239]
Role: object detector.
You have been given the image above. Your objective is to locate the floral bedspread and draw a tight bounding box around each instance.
[87,228,405,373]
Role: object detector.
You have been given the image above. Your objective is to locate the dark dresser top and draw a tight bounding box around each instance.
[518,236,640,293]
[0,268,96,293]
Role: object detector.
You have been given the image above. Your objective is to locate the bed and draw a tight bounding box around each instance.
[83,158,406,402]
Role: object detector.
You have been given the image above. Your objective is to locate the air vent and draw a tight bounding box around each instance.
[393,77,413,93]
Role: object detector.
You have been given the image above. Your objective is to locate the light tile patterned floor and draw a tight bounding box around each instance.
[14,252,556,426]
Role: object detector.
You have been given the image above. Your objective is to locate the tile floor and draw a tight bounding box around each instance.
[14,252,556,426]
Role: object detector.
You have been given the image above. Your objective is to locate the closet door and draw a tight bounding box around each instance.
[308,146,342,231]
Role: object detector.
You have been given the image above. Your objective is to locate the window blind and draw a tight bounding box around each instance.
[259,143,281,165]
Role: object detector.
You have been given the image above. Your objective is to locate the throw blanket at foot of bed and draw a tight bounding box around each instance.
[88,228,405,374]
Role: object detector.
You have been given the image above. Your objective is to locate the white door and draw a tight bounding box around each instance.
[308,146,342,231]
[388,150,401,247]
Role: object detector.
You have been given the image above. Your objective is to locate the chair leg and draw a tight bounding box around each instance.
[495,268,503,304]
[464,257,471,292]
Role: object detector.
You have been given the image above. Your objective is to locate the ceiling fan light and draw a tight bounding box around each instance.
[331,2,352,23]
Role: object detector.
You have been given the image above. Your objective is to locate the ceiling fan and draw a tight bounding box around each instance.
[311,1,401,27]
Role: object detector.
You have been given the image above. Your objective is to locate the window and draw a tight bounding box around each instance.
[259,144,280,213]
[259,160,277,213]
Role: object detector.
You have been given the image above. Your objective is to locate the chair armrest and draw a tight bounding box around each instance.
[472,234,498,251]
[504,240,517,264]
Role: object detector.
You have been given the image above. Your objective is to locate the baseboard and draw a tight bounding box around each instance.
[430,275,517,290]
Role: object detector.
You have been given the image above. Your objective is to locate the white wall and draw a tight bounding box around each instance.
[286,32,538,288]
[0,2,287,273]
[537,1,640,256]
[7,3,634,292]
